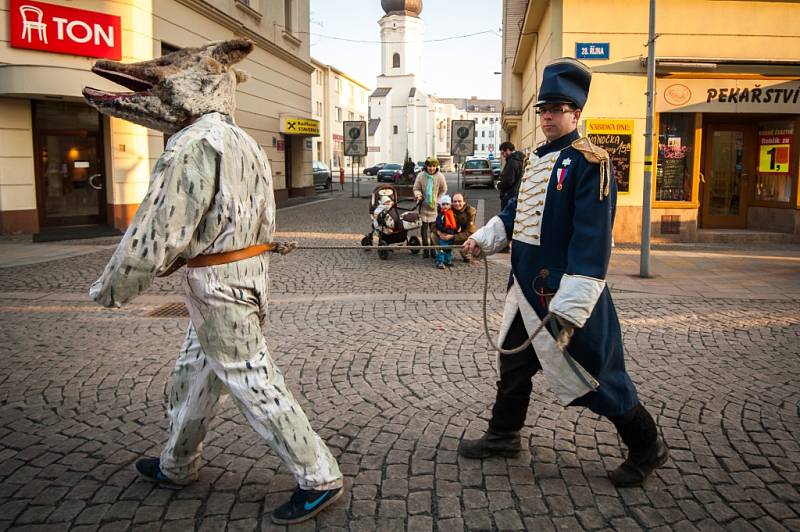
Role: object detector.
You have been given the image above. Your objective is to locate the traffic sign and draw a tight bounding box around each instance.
[343,121,367,157]
[450,120,476,157]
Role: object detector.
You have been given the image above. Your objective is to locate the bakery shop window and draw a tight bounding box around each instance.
[656,113,695,202]
[754,120,793,203]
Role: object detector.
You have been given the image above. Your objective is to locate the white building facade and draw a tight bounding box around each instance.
[439,97,503,160]
[367,0,435,167]
[432,100,467,171]
[311,59,370,172]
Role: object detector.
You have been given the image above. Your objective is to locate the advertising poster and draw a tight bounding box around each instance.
[585,119,633,193]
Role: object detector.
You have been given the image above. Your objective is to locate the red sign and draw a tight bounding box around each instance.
[9,0,122,60]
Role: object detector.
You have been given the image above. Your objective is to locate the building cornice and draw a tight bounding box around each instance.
[513,0,549,75]
[310,57,371,91]
[174,0,314,74]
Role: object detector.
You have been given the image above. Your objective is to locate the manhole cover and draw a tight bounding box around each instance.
[146,302,189,318]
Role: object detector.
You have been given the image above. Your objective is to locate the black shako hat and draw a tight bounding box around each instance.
[535,57,592,109]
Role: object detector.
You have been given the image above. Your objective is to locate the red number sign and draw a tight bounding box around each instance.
[9,0,122,60]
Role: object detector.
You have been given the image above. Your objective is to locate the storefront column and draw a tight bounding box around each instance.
[0,98,37,234]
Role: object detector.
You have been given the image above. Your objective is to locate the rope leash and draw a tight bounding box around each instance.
[269,241,558,355]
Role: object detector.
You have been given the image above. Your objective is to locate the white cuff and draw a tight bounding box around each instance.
[469,216,508,256]
[549,274,605,328]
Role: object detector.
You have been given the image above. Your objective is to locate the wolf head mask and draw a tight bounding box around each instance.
[83,39,254,134]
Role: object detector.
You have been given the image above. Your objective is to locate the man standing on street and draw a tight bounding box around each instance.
[459,57,668,488]
[496,141,526,211]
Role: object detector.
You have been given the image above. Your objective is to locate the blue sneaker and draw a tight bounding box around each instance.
[271,486,343,524]
[134,458,172,483]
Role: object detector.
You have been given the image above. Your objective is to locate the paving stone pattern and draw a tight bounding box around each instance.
[0,196,799,531]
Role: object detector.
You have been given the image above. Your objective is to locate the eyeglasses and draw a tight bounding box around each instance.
[535,106,575,116]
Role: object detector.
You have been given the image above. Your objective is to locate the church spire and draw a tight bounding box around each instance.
[381,0,423,17]
[378,0,425,78]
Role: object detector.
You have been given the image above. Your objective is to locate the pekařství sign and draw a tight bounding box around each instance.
[9,0,122,60]
[657,78,800,114]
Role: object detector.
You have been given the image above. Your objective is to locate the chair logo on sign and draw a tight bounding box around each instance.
[343,121,367,157]
[10,0,122,60]
[450,120,476,156]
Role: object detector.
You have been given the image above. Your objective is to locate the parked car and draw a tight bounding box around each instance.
[312,160,332,190]
[364,163,386,176]
[376,163,402,183]
[491,159,501,179]
[462,158,494,188]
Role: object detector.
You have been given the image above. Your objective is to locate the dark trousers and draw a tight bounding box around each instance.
[489,312,543,432]
[421,221,434,246]
[489,313,657,449]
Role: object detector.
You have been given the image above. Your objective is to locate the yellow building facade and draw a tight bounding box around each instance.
[502,0,800,242]
[0,0,318,236]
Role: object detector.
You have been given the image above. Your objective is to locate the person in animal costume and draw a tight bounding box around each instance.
[459,58,668,487]
[83,39,342,524]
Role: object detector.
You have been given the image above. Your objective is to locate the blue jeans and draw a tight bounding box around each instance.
[436,239,453,266]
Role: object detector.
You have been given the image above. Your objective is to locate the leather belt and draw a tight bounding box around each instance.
[187,243,274,268]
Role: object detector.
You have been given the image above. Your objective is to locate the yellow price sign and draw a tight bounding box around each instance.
[758,143,790,174]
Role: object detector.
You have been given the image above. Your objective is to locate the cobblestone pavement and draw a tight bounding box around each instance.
[1,196,799,531]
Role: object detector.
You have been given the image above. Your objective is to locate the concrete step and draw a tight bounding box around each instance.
[695,229,799,244]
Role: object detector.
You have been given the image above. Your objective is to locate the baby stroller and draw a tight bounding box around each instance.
[361,184,422,260]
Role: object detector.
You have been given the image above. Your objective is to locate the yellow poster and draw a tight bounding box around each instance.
[758,140,791,174]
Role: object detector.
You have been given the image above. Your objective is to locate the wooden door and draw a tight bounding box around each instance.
[701,124,754,229]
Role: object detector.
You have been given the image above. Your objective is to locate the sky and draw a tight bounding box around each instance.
[309,0,503,99]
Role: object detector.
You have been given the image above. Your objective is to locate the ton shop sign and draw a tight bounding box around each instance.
[10,0,122,60]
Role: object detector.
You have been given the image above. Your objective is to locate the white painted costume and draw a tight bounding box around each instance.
[85,41,341,490]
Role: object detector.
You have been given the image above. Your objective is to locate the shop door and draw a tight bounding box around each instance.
[284,136,294,196]
[701,125,753,229]
[33,102,107,227]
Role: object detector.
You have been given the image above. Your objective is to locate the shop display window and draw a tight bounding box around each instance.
[755,120,793,203]
[656,113,695,202]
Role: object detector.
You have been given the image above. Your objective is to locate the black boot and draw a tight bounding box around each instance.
[608,403,668,487]
[422,249,430,259]
[457,429,521,458]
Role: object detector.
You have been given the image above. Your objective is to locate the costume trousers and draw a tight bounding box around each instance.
[159,257,342,490]
[489,312,649,439]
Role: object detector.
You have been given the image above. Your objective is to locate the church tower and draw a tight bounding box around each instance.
[379,0,424,79]
[369,0,434,167]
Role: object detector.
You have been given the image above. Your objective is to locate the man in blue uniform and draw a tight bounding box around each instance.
[459,58,668,487]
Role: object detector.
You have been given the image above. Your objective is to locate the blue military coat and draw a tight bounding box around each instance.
[490,129,638,417]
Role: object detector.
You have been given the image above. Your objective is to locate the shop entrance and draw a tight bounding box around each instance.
[284,136,295,196]
[700,121,755,229]
[33,101,107,227]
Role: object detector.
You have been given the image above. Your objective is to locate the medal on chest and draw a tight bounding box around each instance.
[556,158,571,191]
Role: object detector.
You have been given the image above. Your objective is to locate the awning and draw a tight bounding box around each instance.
[649,57,800,76]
